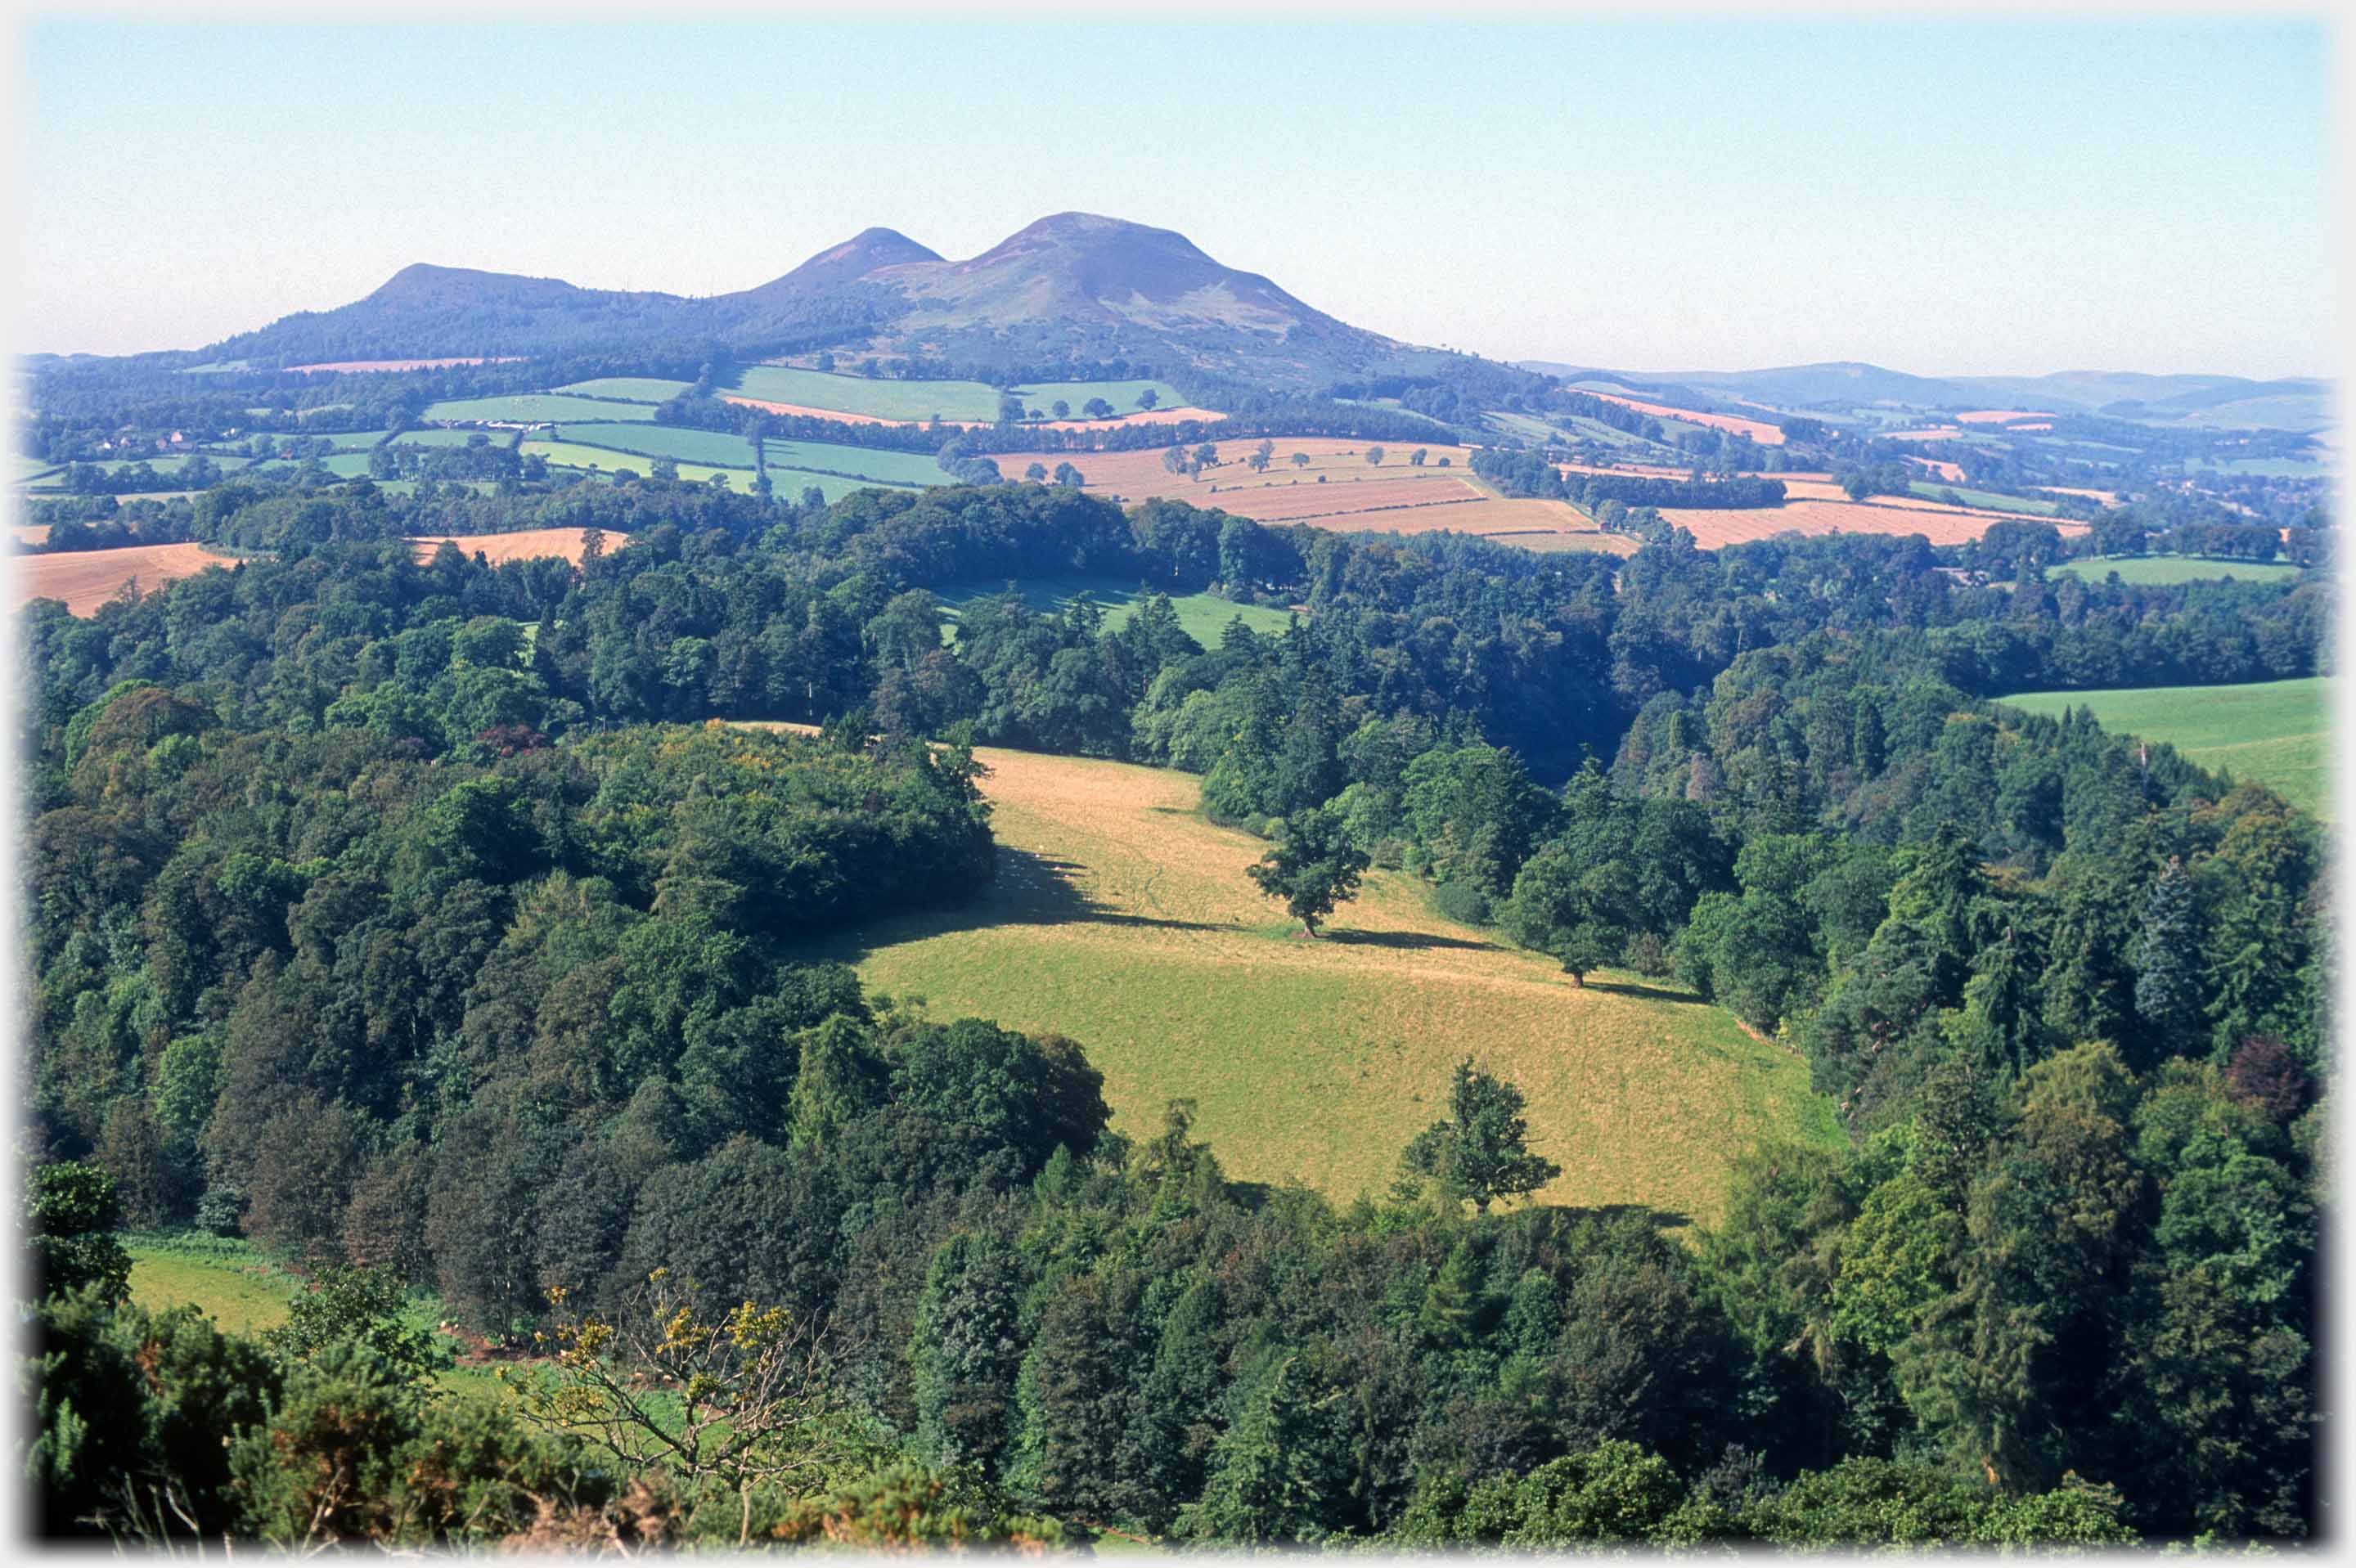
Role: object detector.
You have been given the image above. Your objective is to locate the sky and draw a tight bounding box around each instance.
[13,15,2337,378]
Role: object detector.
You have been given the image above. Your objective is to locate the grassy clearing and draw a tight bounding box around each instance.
[126,1232,301,1333]
[762,438,946,487]
[2188,456,2331,478]
[777,742,1837,1224]
[555,422,759,469]
[932,575,1294,647]
[423,393,656,424]
[317,429,390,452]
[1998,676,2331,817]
[2050,555,2303,587]
[1906,482,2058,515]
[551,376,695,403]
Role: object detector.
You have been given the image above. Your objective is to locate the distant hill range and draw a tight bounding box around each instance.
[193,213,1421,389]
[1518,359,2331,434]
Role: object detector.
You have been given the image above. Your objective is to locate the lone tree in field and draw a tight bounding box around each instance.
[1051,400,1070,419]
[1138,388,1160,410]
[1399,1058,1562,1213]
[1365,445,1386,467]
[1499,841,1633,988]
[1053,461,1085,487]
[1290,451,1311,469]
[1025,462,1049,482]
[1246,804,1369,937]
[1083,397,1115,419]
[1248,438,1275,474]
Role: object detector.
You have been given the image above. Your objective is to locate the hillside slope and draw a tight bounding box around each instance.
[783,736,1837,1223]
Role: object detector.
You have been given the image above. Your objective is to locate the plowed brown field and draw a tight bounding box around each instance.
[408,528,600,565]
[17,543,241,614]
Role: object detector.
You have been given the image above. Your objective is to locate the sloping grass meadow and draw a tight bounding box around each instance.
[776,741,1838,1224]
[1998,675,2331,816]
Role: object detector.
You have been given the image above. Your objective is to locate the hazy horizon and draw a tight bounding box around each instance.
[18,17,2334,380]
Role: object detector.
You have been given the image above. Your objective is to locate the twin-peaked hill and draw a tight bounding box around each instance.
[196,213,1424,388]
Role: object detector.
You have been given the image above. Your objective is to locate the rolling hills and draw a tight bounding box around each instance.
[195,213,1436,388]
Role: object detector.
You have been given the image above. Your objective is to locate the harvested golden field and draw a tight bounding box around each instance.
[763,735,1836,1220]
[1662,497,2086,549]
[2043,485,2120,505]
[1956,409,2051,424]
[1583,391,1786,445]
[1905,456,1967,483]
[996,438,1482,507]
[1207,476,1484,523]
[408,528,600,565]
[16,542,241,614]
[14,523,52,546]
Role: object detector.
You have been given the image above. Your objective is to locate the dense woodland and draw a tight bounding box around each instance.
[16,465,2328,1548]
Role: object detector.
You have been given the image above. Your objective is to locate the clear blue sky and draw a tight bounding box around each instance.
[17,16,2335,377]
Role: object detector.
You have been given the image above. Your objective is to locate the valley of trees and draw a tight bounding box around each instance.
[16,467,2329,1548]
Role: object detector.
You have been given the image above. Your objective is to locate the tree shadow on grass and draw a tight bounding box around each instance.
[1577,977,1711,1005]
[798,844,1226,965]
[1320,928,1496,955]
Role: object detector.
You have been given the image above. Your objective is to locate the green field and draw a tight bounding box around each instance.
[551,376,695,403]
[126,1233,300,1334]
[26,452,258,489]
[524,442,888,502]
[933,574,1295,646]
[2188,456,2331,478]
[782,742,1837,1223]
[555,422,759,469]
[2051,555,2304,587]
[1908,482,2058,515]
[731,366,1193,425]
[389,427,519,450]
[762,437,947,487]
[255,452,378,478]
[1008,378,1190,416]
[1998,676,2331,816]
[317,429,390,452]
[733,366,1002,420]
[423,393,656,424]
[523,439,756,492]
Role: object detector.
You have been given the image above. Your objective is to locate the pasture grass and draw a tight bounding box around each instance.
[733,366,1004,421]
[1009,379,1191,416]
[2050,555,2304,587]
[762,438,947,487]
[423,393,656,424]
[389,428,519,450]
[551,377,695,403]
[932,575,1293,647]
[1906,482,2058,515]
[1998,675,2331,817]
[780,743,1837,1224]
[125,1232,300,1334]
[555,422,759,470]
